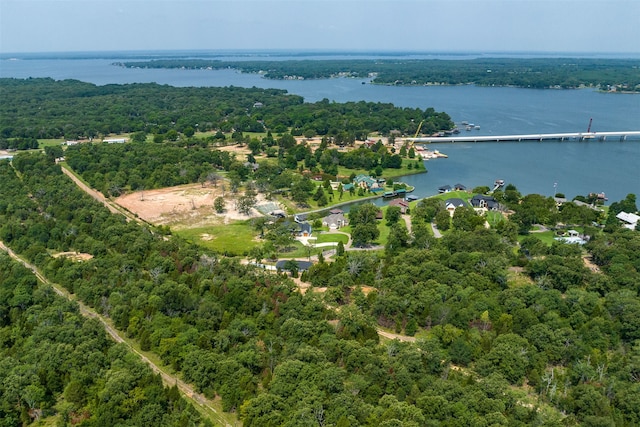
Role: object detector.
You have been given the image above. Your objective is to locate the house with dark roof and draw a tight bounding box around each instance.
[298,222,312,237]
[275,260,313,272]
[454,183,467,191]
[438,185,452,193]
[445,198,467,215]
[470,194,499,211]
[294,213,308,223]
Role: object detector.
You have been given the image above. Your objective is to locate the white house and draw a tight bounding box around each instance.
[616,211,640,230]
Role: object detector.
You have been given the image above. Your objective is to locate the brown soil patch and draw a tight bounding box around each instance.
[360,285,376,296]
[51,251,93,261]
[582,255,601,273]
[115,183,271,226]
[216,144,251,156]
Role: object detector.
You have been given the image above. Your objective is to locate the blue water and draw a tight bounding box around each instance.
[1,53,639,203]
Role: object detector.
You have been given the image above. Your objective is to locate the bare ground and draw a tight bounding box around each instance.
[51,251,93,261]
[115,183,271,226]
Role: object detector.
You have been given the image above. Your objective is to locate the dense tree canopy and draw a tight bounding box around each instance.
[0,78,452,140]
[1,152,640,426]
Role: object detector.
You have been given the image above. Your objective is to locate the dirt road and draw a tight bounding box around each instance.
[0,241,232,427]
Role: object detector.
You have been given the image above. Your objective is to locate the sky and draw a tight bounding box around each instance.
[1,0,639,54]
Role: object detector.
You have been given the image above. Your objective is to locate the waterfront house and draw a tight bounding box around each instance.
[389,198,410,214]
[445,198,467,215]
[616,211,640,230]
[438,185,452,193]
[354,174,379,190]
[470,194,499,211]
[454,183,467,191]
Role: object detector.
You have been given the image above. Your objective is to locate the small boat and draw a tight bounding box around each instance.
[474,125,480,130]
[495,179,505,187]
[466,125,472,131]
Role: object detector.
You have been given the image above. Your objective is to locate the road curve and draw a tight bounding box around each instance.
[0,241,232,427]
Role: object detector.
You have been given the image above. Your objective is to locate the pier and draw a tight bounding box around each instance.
[408,131,640,144]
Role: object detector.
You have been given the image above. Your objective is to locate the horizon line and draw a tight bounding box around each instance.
[2,48,640,58]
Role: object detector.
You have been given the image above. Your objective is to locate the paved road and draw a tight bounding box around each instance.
[0,241,232,427]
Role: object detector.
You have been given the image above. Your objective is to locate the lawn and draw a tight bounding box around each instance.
[315,233,349,244]
[175,221,260,255]
[336,159,426,180]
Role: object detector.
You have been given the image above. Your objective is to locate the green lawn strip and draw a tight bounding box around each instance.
[314,233,349,244]
[176,221,260,255]
[276,241,325,258]
[336,161,425,181]
[38,138,65,148]
[518,231,556,246]
[430,190,472,202]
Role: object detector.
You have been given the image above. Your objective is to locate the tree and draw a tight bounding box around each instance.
[385,206,402,225]
[435,210,451,231]
[349,203,381,226]
[452,206,485,231]
[183,126,195,137]
[477,333,531,384]
[214,196,225,213]
[237,194,256,215]
[351,223,379,247]
[386,223,409,255]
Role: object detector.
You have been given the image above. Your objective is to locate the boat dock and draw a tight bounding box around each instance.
[408,130,640,144]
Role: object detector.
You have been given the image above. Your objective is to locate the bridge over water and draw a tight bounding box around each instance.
[409,131,640,144]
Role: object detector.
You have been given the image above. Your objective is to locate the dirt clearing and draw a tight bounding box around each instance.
[115,183,274,226]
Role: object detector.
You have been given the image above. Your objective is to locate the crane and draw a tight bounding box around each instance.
[414,120,424,139]
[407,120,424,149]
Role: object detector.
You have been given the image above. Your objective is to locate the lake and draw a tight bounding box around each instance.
[2,54,639,203]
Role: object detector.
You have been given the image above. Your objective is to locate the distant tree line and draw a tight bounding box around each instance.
[0,78,452,140]
[118,58,640,91]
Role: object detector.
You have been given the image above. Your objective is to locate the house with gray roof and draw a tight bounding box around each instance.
[470,194,499,211]
[323,212,348,229]
[445,198,467,215]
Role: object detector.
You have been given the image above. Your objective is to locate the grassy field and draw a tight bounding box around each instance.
[176,221,260,255]
[336,159,426,180]
[315,233,349,244]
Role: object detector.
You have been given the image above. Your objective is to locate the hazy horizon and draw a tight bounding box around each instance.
[2,1,639,55]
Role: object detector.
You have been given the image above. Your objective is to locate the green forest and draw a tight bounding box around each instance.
[0,78,452,140]
[0,253,207,426]
[1,148,640,426]
[117,58,640,91]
